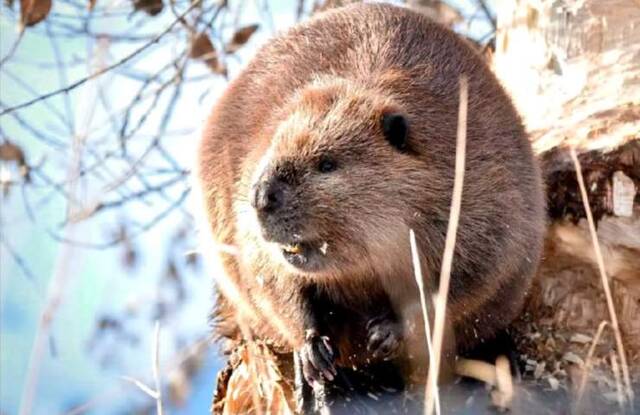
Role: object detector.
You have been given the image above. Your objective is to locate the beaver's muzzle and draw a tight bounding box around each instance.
[250,175,299,243]
[251,176,286,214]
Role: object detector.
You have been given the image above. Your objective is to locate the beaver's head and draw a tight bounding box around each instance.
[242,77,431,277]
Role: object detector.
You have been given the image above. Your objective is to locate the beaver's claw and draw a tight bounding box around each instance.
[300,331,337,388]
[367,316,402,361]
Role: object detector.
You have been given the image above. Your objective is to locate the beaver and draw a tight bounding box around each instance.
[196,2,545,393]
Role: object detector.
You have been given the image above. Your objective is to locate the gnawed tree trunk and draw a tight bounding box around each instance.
[494,0,640,410]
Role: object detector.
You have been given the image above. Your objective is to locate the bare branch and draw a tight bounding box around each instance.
[0,231,38,283]
[121,376,160,400]
[0,0,203,117]
[475,0,496,31]
[0,27,26,67]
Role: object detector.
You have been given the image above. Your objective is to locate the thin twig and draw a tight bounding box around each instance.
[0,0,202,117]
[152,321,163,415]
[425,76,468,415]
[0,27,26,67]
[455,358,497,386]
[410,229,440,415]
[570,148,634,407]
[0,231,38,283]
[575,320,608,412]
[63,386,122,415]
[66,338,208,415]
[493,355,514,410]
[47,187,191,249]
[476,0,496,31]
[121,376,159,399]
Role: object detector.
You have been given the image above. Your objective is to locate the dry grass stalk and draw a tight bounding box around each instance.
[454,356,513,410]
[153,321,164,415]
[117,323,165,413]
[120,320,164,414]
[611,351,625,411]
[74,338,210,414]
[455,358,497,386]
[410,229,441,415]
[575,320,609,411]
[121,376,160,400]
[570,148,634,406]
[492,356,514,411]
[424,76,468,415]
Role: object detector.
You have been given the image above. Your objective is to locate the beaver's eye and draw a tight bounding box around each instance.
[318,157,337,173]
[382,112,409,151]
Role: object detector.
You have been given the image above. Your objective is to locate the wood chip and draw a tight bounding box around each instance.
[612,171,636,217]
[534,362,546,379]
[563,352,585,366]
[570,333,593,344]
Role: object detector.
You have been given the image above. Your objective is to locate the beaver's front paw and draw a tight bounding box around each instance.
[300,330,337,387]
[366,315,402,361]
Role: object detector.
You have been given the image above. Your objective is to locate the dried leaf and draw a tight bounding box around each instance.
[570,333,593,344]
[0,140,30,183]
[0,141,26,165]
[225,24,259,54]
[563,351,585,366]
[132,0,163,16]
[189,32,226,75]
[19,0,51,27]
[87,0,96,11]
[167,259,179,281]
[189,32,214,59]
[122,243,138,269]
[185,251,201,269]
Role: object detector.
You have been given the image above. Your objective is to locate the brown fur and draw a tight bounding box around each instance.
[197,3,545,378]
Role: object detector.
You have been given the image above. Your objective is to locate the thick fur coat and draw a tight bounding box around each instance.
[196,2,545,384]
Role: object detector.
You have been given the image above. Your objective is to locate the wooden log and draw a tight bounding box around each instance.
[494,0,640,409]
[494,0,639,154]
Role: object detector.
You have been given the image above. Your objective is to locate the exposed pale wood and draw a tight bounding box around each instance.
[494,0,640,154]
[495,0,640,409]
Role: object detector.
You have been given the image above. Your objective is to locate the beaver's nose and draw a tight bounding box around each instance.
[251,179,285,214]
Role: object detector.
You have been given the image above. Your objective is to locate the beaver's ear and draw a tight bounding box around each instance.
[381,113,409,151]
